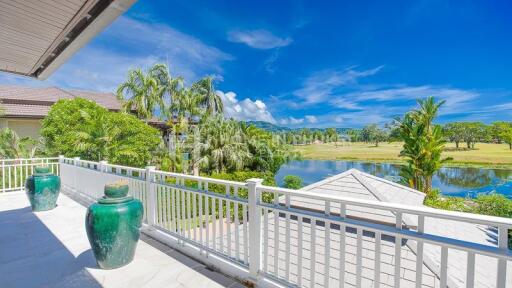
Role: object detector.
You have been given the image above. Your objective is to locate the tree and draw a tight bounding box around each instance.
[41,98,161,167]
[498,124,512,150]
[397,97,452,194]
[117,63,182,121]
[325,128,339,146]
[461,122,486,149]
[191,76,223,116]
[196,116,250,173]
[283,175,303,189]
[361,124,388,146]
[443,122,465,148]
[0,128,38,159]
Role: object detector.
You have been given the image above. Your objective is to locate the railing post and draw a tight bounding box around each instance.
[496,226,508,288]
[247,178,263,280]
[57,155,64,177]
[73,157,80,192]
[99,160,108,173]
[146,166,157,226]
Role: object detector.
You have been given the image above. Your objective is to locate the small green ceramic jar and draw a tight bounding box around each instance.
[85,181,143,269]
[25,166,61,211]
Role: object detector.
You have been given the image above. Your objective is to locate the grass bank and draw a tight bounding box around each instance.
[293,142,512,169]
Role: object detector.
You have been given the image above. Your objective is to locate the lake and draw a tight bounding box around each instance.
[275,160,512,198]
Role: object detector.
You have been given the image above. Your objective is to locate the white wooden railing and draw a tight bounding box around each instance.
[2,157,512,288]
[0,157,60,192]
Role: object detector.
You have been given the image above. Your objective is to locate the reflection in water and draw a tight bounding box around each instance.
[275,160,512,199]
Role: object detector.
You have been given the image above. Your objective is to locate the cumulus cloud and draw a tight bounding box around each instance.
[217,90,276,123]
[227,30,292,49]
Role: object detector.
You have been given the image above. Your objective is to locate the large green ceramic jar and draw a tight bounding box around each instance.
[85,182,143,269]
[25,166,61,212]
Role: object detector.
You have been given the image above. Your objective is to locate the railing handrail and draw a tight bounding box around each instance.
[259,184,512,227]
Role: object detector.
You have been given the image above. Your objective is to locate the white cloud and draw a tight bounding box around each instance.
[334,116,343,123]
[292,66,383,104]
[279,117,305,125]
[217,90,276,123]
[305,115,318,123]
[227,30,292,49]
[341,85,479,115]
[0,16,233,92]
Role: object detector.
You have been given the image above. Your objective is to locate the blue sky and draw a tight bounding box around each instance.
[2,0,512,128]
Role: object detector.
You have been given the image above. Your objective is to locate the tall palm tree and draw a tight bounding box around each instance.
[398,97,451,194]
[192,76,223,116]
[197,116,249,173]
[116,64,182,121]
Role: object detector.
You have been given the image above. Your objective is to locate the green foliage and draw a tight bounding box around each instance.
[0,128,38,158]
[425,191,512,248]
[423,189,470,212]
[398,97,452,194]
[208,171,277,203]
[117,63,181,121]
[283,175,303,189]
[361,124,388,146]
[41,98,160,167]
[443,122,466,149]
[473,193,512,218]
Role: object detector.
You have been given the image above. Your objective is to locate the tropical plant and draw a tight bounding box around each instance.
[197,115,250,173]
[42,98,161,167]
[191,76,223,116]
[397,97,452,194]
[117,63,182,121]
[0,128,38,159]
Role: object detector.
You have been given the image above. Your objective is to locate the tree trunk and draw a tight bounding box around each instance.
[455,141,459,149]
[424,175,433,195]
[466,141,471,149]
[509,143,511,150]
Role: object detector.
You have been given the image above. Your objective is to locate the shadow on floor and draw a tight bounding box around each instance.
[0,206,101,288]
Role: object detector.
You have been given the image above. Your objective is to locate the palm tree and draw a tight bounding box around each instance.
[170,88,202,120]
[117,64,182,121]
[398,97,451,194]
[192,76,223,116]
[197,116,249,173]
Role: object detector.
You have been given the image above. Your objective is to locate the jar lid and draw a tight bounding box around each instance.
[35,166,51,174]
[104,181,129,199]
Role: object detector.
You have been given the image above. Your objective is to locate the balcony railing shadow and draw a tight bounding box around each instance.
[0,206,101,288]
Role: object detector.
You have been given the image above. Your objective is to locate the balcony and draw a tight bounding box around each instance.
[1,157,511,288]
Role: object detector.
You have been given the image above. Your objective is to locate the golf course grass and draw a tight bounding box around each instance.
[293,142,512,168]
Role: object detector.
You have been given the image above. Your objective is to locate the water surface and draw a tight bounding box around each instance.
[275,160,512,198]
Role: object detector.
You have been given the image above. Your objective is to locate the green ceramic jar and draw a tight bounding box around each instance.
[25,166,61,211]
[85,181,143,269]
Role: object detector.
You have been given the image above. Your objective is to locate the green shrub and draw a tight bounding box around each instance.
[41,98,160,167]
[283,175,303,189]
[423,189,471,212]
[473,193,512,218]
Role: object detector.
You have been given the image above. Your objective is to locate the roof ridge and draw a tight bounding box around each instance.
[357,169,426,196]
[350,169,391,202]
[52,86,76,98]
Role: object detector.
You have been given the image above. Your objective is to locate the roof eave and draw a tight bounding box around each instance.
[36,0,137,80]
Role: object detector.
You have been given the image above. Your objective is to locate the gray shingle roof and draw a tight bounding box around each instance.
[0,85,121,118]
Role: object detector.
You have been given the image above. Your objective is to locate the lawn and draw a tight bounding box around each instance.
[293,142,512,168]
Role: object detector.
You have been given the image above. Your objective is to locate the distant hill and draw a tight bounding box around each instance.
[246,121,291,132]
[246,121,355,134]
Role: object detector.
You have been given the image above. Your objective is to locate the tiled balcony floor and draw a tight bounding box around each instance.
[0,191,245,288]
